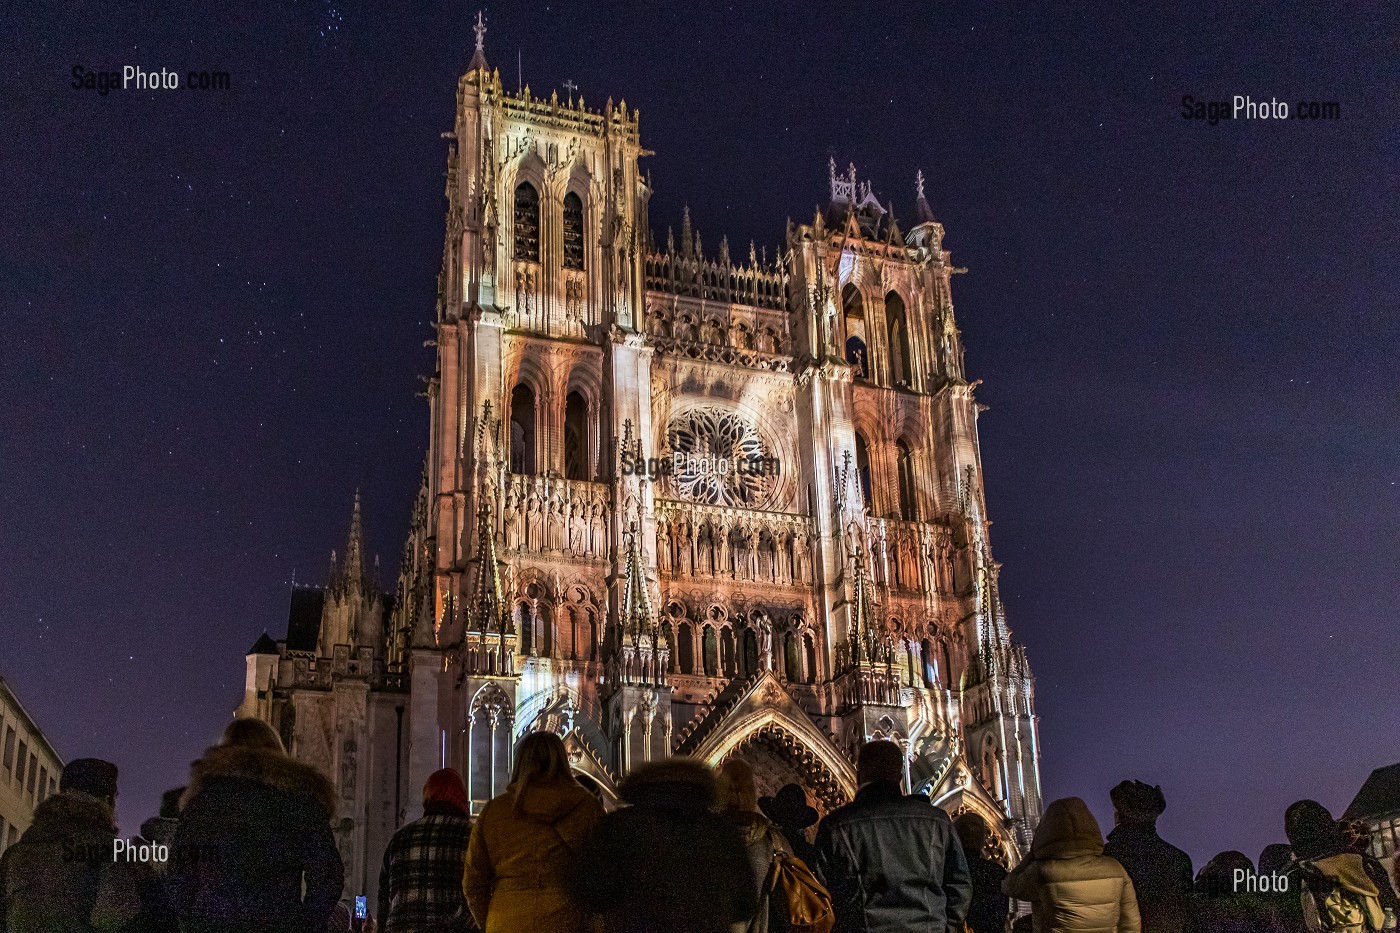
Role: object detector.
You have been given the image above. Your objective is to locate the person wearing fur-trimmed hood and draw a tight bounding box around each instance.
[166,717,344,933]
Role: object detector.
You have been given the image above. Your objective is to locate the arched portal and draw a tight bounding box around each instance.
[713,723,851,815]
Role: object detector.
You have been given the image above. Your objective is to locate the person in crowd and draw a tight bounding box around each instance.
[137,787,185,876]
[716,759,792,933]
[0,757,177,933]
[1102,781,1191,933]
[167,717,343,933]
[1283,801,1384,933]
[1258,844,1306,933]
[955,814,1010,933]
[378,768,476,933]
[758,783,821,870]
[1003,796,1140,933]
[815,739,971,933]
[1340,819,1400,924]
[1183,850,1259,933]
[463,731,603,933]
[570,757,756,933]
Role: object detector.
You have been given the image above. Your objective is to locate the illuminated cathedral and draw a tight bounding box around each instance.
[237,18,1043,907]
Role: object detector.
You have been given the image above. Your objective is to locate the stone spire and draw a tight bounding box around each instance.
[620,521,653,642]
[466,493,505,636]
[467,10,489,75]
[329,490,374,597]
[914,169,936,224]
[848,534,877,664]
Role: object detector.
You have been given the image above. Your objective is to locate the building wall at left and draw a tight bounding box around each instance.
[0,678,64,856]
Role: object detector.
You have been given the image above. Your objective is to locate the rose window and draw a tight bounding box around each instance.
[665,408,773,507]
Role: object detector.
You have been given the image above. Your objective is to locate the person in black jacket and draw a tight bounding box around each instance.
[1102,780,1193,933]
[955,814,1009,933]
[570,757,756,933]
[0,757,176,933]
[815,740,972,933]
[167,717,344,933]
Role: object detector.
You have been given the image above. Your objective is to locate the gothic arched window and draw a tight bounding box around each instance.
[564,391,589,480]
[468,685,514,812]
[886,292,911,386]
[921,637,938,687]
[678,621,695,674]
[855,433,873,511]
[842,284,869,378]
[516,601,534,656]
[897,439,917,521]
[784,630,802,682]
[702,625,718,676]
[514,181,540,262]
[510,384,537,474]
[563,191,585,270]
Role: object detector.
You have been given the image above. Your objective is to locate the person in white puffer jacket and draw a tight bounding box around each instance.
[1005,796,1142,933]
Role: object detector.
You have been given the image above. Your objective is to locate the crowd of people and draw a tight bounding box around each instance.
[0,717,1395,933]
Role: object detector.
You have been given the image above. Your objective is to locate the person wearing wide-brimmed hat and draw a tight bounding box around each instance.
[759,783,821,870]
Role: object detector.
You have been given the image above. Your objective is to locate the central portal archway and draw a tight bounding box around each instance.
[714,722,852,815]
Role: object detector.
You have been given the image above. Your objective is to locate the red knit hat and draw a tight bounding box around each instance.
[423,768,469,816]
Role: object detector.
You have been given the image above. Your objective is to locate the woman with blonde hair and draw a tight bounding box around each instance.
[717,759,793,933]
[464,731,604,933]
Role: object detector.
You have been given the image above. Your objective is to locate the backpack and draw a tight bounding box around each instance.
[766,851,835,933]
[1303,864,1381,933]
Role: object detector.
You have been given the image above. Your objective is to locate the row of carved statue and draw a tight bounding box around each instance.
[655,514,814,585]
[499,475,612,559]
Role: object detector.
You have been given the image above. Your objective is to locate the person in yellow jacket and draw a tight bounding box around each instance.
[463,732,604,933]
[1004,797,1142,933]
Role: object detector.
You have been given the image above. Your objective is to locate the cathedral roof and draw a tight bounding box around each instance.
[286,587,326,652]
[282,585,396,654]
[247,632,279,655]
[1344,762,1400,820]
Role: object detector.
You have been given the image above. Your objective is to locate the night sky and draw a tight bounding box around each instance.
[3,1,1396,866]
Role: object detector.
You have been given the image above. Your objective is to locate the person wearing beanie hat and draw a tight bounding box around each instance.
[1103,780,1192,933]
[378,768,476,933]
[0,757,178,932]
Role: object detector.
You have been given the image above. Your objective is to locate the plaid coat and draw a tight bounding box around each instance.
[378,812,476,933]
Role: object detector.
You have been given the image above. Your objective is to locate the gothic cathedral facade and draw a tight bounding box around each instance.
[238,31,1043,906]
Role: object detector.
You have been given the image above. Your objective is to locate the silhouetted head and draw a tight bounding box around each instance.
[955,814,993,857]
[620,757,717,811]
[1110,779,1167,826]
[1258,843,1294,876]
[158,787,185,819]
[220,717,285,753]
[1285,800,1342,860]
[61,758,119,807]
[716,759,758,813]
[423,768,469,818]
[857,740,904,789]
[1196,851,1254,897]
[759,783,819,830]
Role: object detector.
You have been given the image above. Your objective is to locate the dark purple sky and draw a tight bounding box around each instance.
[3,1,1396,865]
